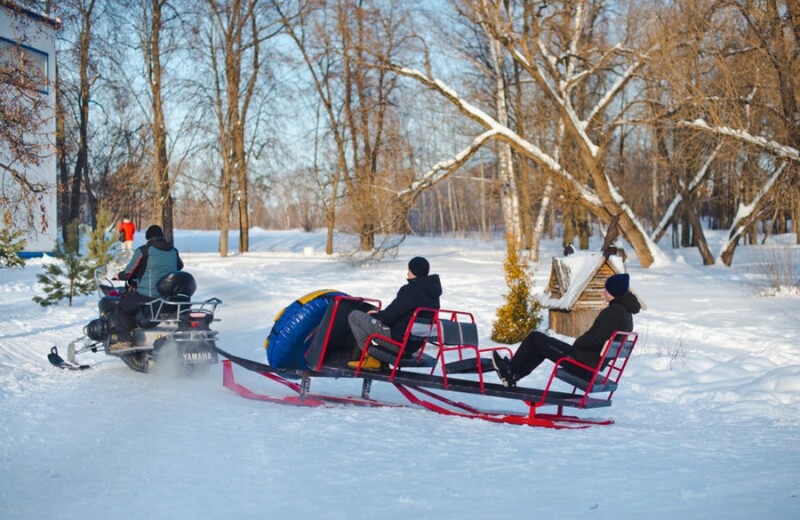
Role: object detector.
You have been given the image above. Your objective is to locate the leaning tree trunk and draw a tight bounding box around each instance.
[683,196,715,265]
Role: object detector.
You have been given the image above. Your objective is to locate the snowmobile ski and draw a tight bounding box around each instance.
[48,347,90,371]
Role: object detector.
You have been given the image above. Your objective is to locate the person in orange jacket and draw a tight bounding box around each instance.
[117,216,136,252]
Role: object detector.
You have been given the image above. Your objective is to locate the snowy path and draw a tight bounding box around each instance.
[1,230,798,518]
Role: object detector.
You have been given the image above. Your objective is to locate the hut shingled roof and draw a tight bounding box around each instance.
[538,253,626,310]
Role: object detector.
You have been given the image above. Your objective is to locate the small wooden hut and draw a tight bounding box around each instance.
[538,253,626,337]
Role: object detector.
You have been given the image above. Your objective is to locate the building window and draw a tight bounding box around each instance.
[0,37,49,94]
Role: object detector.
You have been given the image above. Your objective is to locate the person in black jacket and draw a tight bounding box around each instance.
[347,257,443,369]
[493,273,641,387]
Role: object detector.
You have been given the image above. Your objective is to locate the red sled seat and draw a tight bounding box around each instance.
[355,307,506,392]
[354,307,442,377]
[537,330,639,410]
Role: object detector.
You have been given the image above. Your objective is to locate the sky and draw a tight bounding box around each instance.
[1,228,799,519]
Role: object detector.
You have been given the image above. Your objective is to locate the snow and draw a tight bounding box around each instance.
[1,228,799,519]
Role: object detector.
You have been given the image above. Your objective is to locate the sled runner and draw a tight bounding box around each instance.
[218,295,639,429]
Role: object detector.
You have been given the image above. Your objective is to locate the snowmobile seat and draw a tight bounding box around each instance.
[136,305,166,329]
[157,271,197,301]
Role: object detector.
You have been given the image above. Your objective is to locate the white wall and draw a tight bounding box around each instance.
[0,4,59,254]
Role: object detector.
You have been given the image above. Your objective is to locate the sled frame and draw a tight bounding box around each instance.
[217,326,637,429]
[218,295,639,429]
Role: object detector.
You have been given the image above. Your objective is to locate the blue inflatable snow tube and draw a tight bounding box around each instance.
[265,289,345,369]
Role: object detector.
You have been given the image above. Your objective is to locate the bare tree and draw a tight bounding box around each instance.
[192,1,281,255]
[481,7,520,245]
[658,0,799,264]
[61,0,98,232]
[276,0,345,254]
[279,0,414,253]
[389,0,665,266]
[139,0,174,241]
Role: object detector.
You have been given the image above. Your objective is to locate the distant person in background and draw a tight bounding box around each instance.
[493,273,641,387]
[118,216,136,252]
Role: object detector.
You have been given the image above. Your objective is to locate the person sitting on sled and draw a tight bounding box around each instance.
[492,273,641,387]
[347,256,442,370]
[113,225,184,351]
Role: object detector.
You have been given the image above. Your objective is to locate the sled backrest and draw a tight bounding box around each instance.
[551,330,639,405]
[359,309,483,381]
[349,306,440,376]
[438,318,479,347]
[308,295,382,371]
[409,311,478,346]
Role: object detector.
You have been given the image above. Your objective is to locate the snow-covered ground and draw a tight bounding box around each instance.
[1,228,799,519]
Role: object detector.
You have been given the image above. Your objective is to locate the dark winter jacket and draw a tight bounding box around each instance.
[119,237,184,298]
[373,274,443,343]
[572,291,641,368]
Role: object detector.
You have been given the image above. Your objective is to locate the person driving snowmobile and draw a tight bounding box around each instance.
[113,225,184,351]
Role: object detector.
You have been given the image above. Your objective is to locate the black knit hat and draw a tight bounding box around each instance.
[408,256,430,277]
[605,273,630,297]
[145,225,164,240]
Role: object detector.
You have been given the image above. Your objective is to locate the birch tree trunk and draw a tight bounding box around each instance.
[202,0,270,255]
[486,33,520,246]
[528,179,553,262]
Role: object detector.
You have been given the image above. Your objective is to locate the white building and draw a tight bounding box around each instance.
[0,1,60,254]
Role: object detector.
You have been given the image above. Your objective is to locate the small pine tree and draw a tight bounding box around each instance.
[33,220,95,307]
[86,209,117,269]
[491,238,542,344]
[0,226,27,268]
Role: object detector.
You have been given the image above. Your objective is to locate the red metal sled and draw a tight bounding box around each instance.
[222,359,404,408]
[218,295,639,429]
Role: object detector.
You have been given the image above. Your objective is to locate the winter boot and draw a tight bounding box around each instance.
[492,351,516,388]
[348,355,384,370]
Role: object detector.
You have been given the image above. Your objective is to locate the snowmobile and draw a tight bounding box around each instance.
[51,267,222,374]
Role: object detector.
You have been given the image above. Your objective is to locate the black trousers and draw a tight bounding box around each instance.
[116,291,152,341]
[510,331,593,380]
